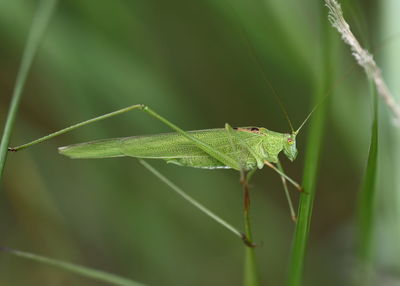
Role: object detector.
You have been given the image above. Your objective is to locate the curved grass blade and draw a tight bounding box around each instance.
[0,247,145,286]
[0,0,57,180]
[356,84,378,284]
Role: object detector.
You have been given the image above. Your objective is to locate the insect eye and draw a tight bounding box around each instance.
[287,138,294,145]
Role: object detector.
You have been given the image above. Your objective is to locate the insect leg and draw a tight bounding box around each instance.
[264,160,302,191]
[224,123,247,172]
[276,160,297,222]
[225,124,258,247]
[9,104,241,170]
[9,104,145,152]
[141,106,240,170]
[225,123,264,171]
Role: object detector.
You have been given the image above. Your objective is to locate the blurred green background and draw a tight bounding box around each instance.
[1,0,399,285]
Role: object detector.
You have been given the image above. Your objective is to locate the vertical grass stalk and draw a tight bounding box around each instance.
[241,171,259,286]
[287,2,333,284]
[0,0,57,181]
[287,86,327,286]
[355,84,378,285]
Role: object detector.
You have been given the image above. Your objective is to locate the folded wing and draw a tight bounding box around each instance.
[59,129,261,169]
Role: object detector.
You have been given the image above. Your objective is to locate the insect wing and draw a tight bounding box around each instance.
[58,138,125,158]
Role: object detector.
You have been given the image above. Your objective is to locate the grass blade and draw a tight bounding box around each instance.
[287,3,333,284]
[1,247,145,286]
[0,0,57,180]
[356,85,378,284]
[287,90,327,286]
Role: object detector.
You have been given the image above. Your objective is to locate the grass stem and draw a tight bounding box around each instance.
[241,171,259,286]
[287,3,333,284]
[0,0,57,180]
[325,0,400,124]
[287,92,326,286]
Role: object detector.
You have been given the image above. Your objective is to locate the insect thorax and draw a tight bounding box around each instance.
[261,133,284,162]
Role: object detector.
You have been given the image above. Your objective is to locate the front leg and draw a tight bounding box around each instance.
[264,160,302,191]
[276,160,297,222]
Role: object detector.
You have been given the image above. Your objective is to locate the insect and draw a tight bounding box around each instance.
[9,104,314,222]
[8,104,310,179]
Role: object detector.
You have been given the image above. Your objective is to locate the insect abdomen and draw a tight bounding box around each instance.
[58,138,124,159]
[58,129,261,170]
[121,130,260,169]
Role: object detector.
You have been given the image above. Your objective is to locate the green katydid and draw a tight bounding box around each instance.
[8,104,314,223]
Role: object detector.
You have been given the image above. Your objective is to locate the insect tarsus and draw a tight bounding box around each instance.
[241,233,257,248]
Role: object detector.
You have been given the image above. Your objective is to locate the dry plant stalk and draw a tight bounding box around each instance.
[325,0,400,124]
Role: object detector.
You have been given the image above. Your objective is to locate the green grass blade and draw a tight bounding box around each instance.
[0,0,57,180]
[1,247,145,286]
[138,159,244,240]
[287,3,333,284]
[356,85,378,284]
[287,92,327,286]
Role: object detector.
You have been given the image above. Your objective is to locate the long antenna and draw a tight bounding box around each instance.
[230,2,357,134]
[232,9,295,133]
[295,100,322,134]
[242,36,295,133]
[295,64,357,134]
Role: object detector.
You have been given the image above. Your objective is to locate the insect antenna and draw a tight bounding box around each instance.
[295,100,322,135]
[254,57,295,133]
[247,42,295,133]
[295,64,357,135]
[234,17,295,133]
